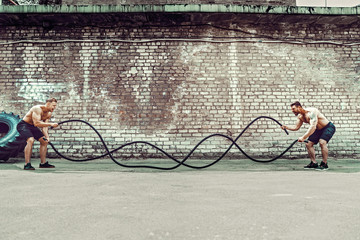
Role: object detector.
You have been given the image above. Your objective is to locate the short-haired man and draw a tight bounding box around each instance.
[17,98,59,170]
[281,101,336,170]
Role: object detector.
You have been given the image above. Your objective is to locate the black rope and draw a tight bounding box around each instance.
[48,116,298,170]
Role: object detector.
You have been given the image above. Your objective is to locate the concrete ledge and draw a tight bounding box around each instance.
[0,4,359,15]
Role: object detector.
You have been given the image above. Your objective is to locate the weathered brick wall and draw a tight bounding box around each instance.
[62,0,296,6]
[0,13,359,160]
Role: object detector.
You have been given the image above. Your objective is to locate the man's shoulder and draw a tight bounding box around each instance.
[296,114,304,121]
[30,105,42,112]
[304,107,319,114]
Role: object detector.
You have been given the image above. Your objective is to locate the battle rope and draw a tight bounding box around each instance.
[48,116,299,170]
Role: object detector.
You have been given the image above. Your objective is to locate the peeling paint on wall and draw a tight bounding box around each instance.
[228,42,242,125]
[1,15,359,158]
[79,43,100,100]
[15,79,67,102]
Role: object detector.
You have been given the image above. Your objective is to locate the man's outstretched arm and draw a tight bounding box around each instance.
[281,118,303,131]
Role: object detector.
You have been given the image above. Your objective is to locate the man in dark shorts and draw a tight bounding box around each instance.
[17,98,59,170]
[281,101,336,170]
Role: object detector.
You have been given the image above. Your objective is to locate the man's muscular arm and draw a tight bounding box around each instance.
[300,110,318,141]
[42,119,50,141]
[32,107,57,128]
[281,118,303,131]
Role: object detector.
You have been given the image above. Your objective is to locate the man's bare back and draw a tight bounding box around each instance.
[297,107,329,130]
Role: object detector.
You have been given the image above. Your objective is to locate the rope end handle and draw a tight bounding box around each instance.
[281,125,289,135]
[50,122,60,130]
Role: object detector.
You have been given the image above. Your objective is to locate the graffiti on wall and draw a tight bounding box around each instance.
[15,79,67,102]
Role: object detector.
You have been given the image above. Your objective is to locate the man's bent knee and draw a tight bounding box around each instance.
[306,141,315,149]
[319,139,327,148]
[39,138,48,146]
[26,137,35,145]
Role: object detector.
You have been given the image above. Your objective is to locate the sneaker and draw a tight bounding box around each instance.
[24,163,35,170]
[316,161,329,171]
[39,161,55,168]
[304,162,318,169]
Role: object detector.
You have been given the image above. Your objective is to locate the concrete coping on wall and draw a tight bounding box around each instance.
[0,4,359,15]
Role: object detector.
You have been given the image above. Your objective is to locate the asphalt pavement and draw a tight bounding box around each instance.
[1,157,360,240]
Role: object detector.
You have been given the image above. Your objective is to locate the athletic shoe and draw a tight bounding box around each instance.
[24,163,35,170]
[39,161,55,168]
[304,162,318,169]
[316,161,329,171]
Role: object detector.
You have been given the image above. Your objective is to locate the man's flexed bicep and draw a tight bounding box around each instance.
[31,107,43,127]
[32,107,52,128]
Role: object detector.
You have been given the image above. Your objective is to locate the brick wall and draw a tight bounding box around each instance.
[62,0,296,6]
[0,12,359,160]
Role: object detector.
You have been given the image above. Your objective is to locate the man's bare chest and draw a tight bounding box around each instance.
[41,112,51,121]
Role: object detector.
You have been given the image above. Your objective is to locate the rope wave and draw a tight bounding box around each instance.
[48,116,298,170]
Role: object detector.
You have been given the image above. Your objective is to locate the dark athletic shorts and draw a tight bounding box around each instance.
[308,122,336,144]
[17,120,44,141]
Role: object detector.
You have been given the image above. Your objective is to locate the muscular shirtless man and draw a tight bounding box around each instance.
[281,101,336,170]
[17,98,59,170]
